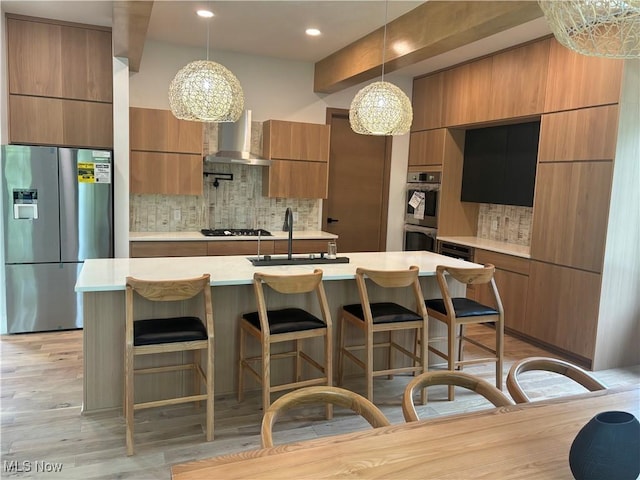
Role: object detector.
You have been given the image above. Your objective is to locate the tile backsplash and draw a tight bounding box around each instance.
[130,121,321,232]
[476,203,532,246]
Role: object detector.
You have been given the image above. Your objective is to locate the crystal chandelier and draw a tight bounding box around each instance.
[169,9,244,122]
[349,1,413,135]
[538,0,640,58]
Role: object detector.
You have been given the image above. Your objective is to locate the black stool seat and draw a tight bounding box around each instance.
[426,298,499,318]
[134,316,207,346]
[243,308,325,334]
[343,302,422,324]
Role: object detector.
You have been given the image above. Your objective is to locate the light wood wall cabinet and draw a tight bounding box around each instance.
[411,72,444,131]
[262,120,330,199]
[442,57,493,127]
[544,39,623,113]
[129,107,204,195]
[6,15,113,148]
[408,129,445,169]
[473,250,530,335]
[538,105,619,163]
[129,107,203,154]
[488,39,550,121]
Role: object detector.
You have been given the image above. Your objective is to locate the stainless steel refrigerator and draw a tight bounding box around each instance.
[1,145,113,333]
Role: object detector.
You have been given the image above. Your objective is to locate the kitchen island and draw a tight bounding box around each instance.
[76,251,475,413]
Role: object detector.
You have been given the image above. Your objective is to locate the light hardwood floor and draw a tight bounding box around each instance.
[1,326,638,479]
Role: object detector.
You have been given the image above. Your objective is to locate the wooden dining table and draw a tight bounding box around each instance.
[171,386,639,479]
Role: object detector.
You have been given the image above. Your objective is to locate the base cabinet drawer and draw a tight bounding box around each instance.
[207,241,274,256]
[129,241,208,258]
[273,239,330,255]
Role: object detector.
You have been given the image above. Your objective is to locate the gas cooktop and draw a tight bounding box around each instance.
[201,228,272,237]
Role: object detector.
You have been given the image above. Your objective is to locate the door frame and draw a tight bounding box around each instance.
[323,107,391,251]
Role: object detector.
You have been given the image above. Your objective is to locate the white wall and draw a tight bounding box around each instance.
[113,57,130,258]
[128,40,411,251]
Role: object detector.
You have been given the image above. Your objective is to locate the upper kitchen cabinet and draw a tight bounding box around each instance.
[262,120,330,199]
[129,107,203,154]
[6,15,113,148]
[488,39,550,120]
[544,39,623,113]
[408,129,445,169]
[411,72,444,131]
[129,107,203,195]
[442,57,493,127]
[538,105,619,163]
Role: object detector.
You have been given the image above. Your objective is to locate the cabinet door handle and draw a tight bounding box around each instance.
[327,217,339,224]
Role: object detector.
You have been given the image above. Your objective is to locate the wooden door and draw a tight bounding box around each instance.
[322,109,390,252]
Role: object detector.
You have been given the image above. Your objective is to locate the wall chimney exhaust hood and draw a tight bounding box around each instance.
[204,110,272,167]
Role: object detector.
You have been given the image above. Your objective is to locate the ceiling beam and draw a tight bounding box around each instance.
[313,1,544,94]
[112,1,154,73]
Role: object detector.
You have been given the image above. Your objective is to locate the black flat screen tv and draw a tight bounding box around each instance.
[461,121,540,207]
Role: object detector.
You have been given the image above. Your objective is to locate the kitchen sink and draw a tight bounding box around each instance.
[248,255,349,266]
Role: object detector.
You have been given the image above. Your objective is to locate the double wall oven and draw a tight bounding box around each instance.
[404,171,440,252]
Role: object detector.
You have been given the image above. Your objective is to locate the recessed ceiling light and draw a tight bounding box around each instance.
[197,9,214,18]
[305,28,321,37]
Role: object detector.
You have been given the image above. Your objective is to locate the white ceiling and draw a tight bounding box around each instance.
[1,1,552,78]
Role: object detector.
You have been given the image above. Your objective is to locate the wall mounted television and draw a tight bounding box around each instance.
[461,121,540,207]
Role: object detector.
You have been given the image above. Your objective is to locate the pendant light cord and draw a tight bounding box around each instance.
[381,0,388,82]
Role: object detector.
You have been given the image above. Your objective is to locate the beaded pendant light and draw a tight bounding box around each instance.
[349,0,413,135]
[538,0,640,58]
[169,9,244,122]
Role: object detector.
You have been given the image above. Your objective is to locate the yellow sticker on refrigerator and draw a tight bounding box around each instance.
[78,162,111,183]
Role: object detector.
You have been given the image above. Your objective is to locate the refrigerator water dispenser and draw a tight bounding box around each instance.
[13,189,38,219]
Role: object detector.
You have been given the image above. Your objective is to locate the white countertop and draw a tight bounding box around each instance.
[129,230,338,242]
[76,251,479,292]
[437,236,530,258]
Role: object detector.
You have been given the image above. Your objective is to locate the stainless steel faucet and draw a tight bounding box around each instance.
[283,207,293,259]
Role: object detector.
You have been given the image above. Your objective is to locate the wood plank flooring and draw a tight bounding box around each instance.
[1,327,638,479]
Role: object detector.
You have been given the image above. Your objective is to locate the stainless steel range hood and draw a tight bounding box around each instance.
[204,110,272,167]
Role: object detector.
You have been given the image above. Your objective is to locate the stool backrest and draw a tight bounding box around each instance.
[403,371,513,422]
[355,265,427,320]
[261,386,390,447]
[435,264,503,317]
[507,356,607,403]
[252,268,331,336]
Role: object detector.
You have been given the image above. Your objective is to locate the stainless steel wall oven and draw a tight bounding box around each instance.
[405,171,440,228]
[404,171,441,252]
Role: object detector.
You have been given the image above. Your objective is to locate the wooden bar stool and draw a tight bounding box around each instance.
[425,264,504,401]
[338,265,428,403]
[238,268,332,417]
[125,274,214,456]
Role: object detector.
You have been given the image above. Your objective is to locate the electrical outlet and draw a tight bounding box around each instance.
[173,209,181,221]
[293,212,299,222]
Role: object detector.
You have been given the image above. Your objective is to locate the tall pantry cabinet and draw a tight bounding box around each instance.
[6,15,113,149]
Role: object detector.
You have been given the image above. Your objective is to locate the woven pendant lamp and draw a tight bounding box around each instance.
[538,0,640,58]
[349,0,413,135]
[169,8,244,122]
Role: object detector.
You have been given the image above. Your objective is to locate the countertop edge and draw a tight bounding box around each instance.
[437,236,531,259]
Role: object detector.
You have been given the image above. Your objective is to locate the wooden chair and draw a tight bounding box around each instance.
[238,268,332,417]
[402,371,513,422]
[426,264,504,401]
[507,356,607,404]
[125,274,214,456]
[261,386,390,447]
[338,265,428,403]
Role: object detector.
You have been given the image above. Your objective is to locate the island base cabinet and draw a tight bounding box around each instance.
[81,276,458,413]
[524,261,601,366]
